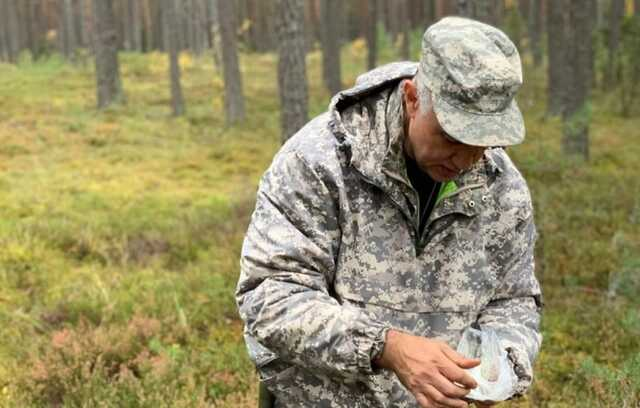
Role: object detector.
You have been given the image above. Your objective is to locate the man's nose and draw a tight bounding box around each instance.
[471,147,486,163]
[454,147,486,170]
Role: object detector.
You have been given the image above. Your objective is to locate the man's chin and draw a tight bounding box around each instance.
[427,166,458,182]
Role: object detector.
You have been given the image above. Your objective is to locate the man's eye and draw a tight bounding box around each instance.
[443,133,459,144]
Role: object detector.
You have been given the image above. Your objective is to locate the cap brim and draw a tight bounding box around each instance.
[432,96,525,147]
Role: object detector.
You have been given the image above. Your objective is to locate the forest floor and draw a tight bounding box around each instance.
[0,41,639,407]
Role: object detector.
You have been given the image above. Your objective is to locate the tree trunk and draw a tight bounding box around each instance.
[125,0,135,50]
[73,0,87,48]
[122,0,133,50]
[605,0,625,86]
[0,0,9,62]
[456,0,473,17]
[194,0,208,55]
[141,0,152,51]
[366,0,378,70]
[17,1,30,53]
[93,0,124,108]
[61,0,77,60]
[456,0,492,24]
[207,0,222,68]
[562,0,593,159]
[528,0,543,67]
[547,0,567,116]
[276,0,308,143]
[26,0,44,60]
[399,0,410,60]
[305,0,322,52]
[436,0,456,18]
[492,0,505,26]
[2,0,21,63]
[217,0,245,124]
[321,0,342,95]
[425,0,436,26]
[151,0,164,51]
[385,1,400,41]
[518,0,529,21]
[474,0,493,24]
[247,0,274,52]
[636,0,640,16]
[19,0,33,57]
[205,0,213,48]
[184,0,193,52]
[8,0,20,61]
[123,0,141,51]
[588,0,597,88]
[163,0,185,116]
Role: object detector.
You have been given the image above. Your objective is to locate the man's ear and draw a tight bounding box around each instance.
[402,79,419,118]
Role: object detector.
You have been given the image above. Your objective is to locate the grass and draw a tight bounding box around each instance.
[0,38,639,407]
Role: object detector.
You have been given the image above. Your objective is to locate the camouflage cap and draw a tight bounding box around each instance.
[417,17,525,147]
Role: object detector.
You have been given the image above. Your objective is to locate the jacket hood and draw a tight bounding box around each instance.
[327,62,418,142]
[326,63,417,191]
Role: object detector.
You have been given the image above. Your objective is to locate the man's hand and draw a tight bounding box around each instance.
[374,330,481,408]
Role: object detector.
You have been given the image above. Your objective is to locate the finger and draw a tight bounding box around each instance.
[440,363,478,390]
[441,346,481,369]
[431,373,472,399]
[423,384,468,408]
[415,392,433,408]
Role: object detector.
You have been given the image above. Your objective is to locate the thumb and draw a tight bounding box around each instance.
[442,346,481,368]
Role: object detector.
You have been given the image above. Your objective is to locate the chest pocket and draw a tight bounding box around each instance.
[334,187,498,314]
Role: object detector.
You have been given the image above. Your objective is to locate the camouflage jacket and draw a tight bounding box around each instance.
[236,62,542,407]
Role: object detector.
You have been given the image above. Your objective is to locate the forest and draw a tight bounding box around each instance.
[0,0,639,406]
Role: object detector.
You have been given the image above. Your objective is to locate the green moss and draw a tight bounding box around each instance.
[0,44,639,406]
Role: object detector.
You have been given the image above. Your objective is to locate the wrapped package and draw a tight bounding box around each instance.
[456,327,518,402]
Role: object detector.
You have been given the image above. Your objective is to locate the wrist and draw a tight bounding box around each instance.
[373,329,402,370]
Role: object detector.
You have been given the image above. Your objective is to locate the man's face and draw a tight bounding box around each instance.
[402,80,486,182]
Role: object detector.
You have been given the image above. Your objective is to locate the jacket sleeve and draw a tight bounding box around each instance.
[236,149,389,380]
[477,208,543,397]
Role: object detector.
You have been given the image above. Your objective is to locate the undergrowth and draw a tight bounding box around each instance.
[0,38,638,407]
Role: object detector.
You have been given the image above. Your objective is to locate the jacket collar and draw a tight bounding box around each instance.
[329,62,503,218]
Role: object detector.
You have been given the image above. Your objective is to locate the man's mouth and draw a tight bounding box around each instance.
[438,165,459,180]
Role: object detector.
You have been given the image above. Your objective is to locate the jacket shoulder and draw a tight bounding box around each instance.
[486,148,533,218]
[276,112,344,180]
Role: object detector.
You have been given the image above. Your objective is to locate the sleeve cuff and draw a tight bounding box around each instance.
[352,317,391,375]
[506,346,534,397]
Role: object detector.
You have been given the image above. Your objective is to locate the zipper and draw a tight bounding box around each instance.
[381,168,423,247]
[355,168,485,254]
[418,182,485,249]
[353,169,420,247]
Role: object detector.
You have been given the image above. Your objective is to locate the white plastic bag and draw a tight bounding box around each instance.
[456,327,517,402]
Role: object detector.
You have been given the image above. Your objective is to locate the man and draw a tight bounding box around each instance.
[236,17,542,408]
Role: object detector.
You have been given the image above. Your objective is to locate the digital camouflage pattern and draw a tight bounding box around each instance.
[417,17,525,147]
[236,60,542,406]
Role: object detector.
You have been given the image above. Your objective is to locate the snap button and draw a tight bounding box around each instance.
[468,200,475,208]
[481,195,488,203]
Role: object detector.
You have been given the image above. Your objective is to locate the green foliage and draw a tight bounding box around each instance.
[578,355,640,407]
[502,5,525,53]
[617,16,640,116]
[1,39,639,406]
[594,15,640,117]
